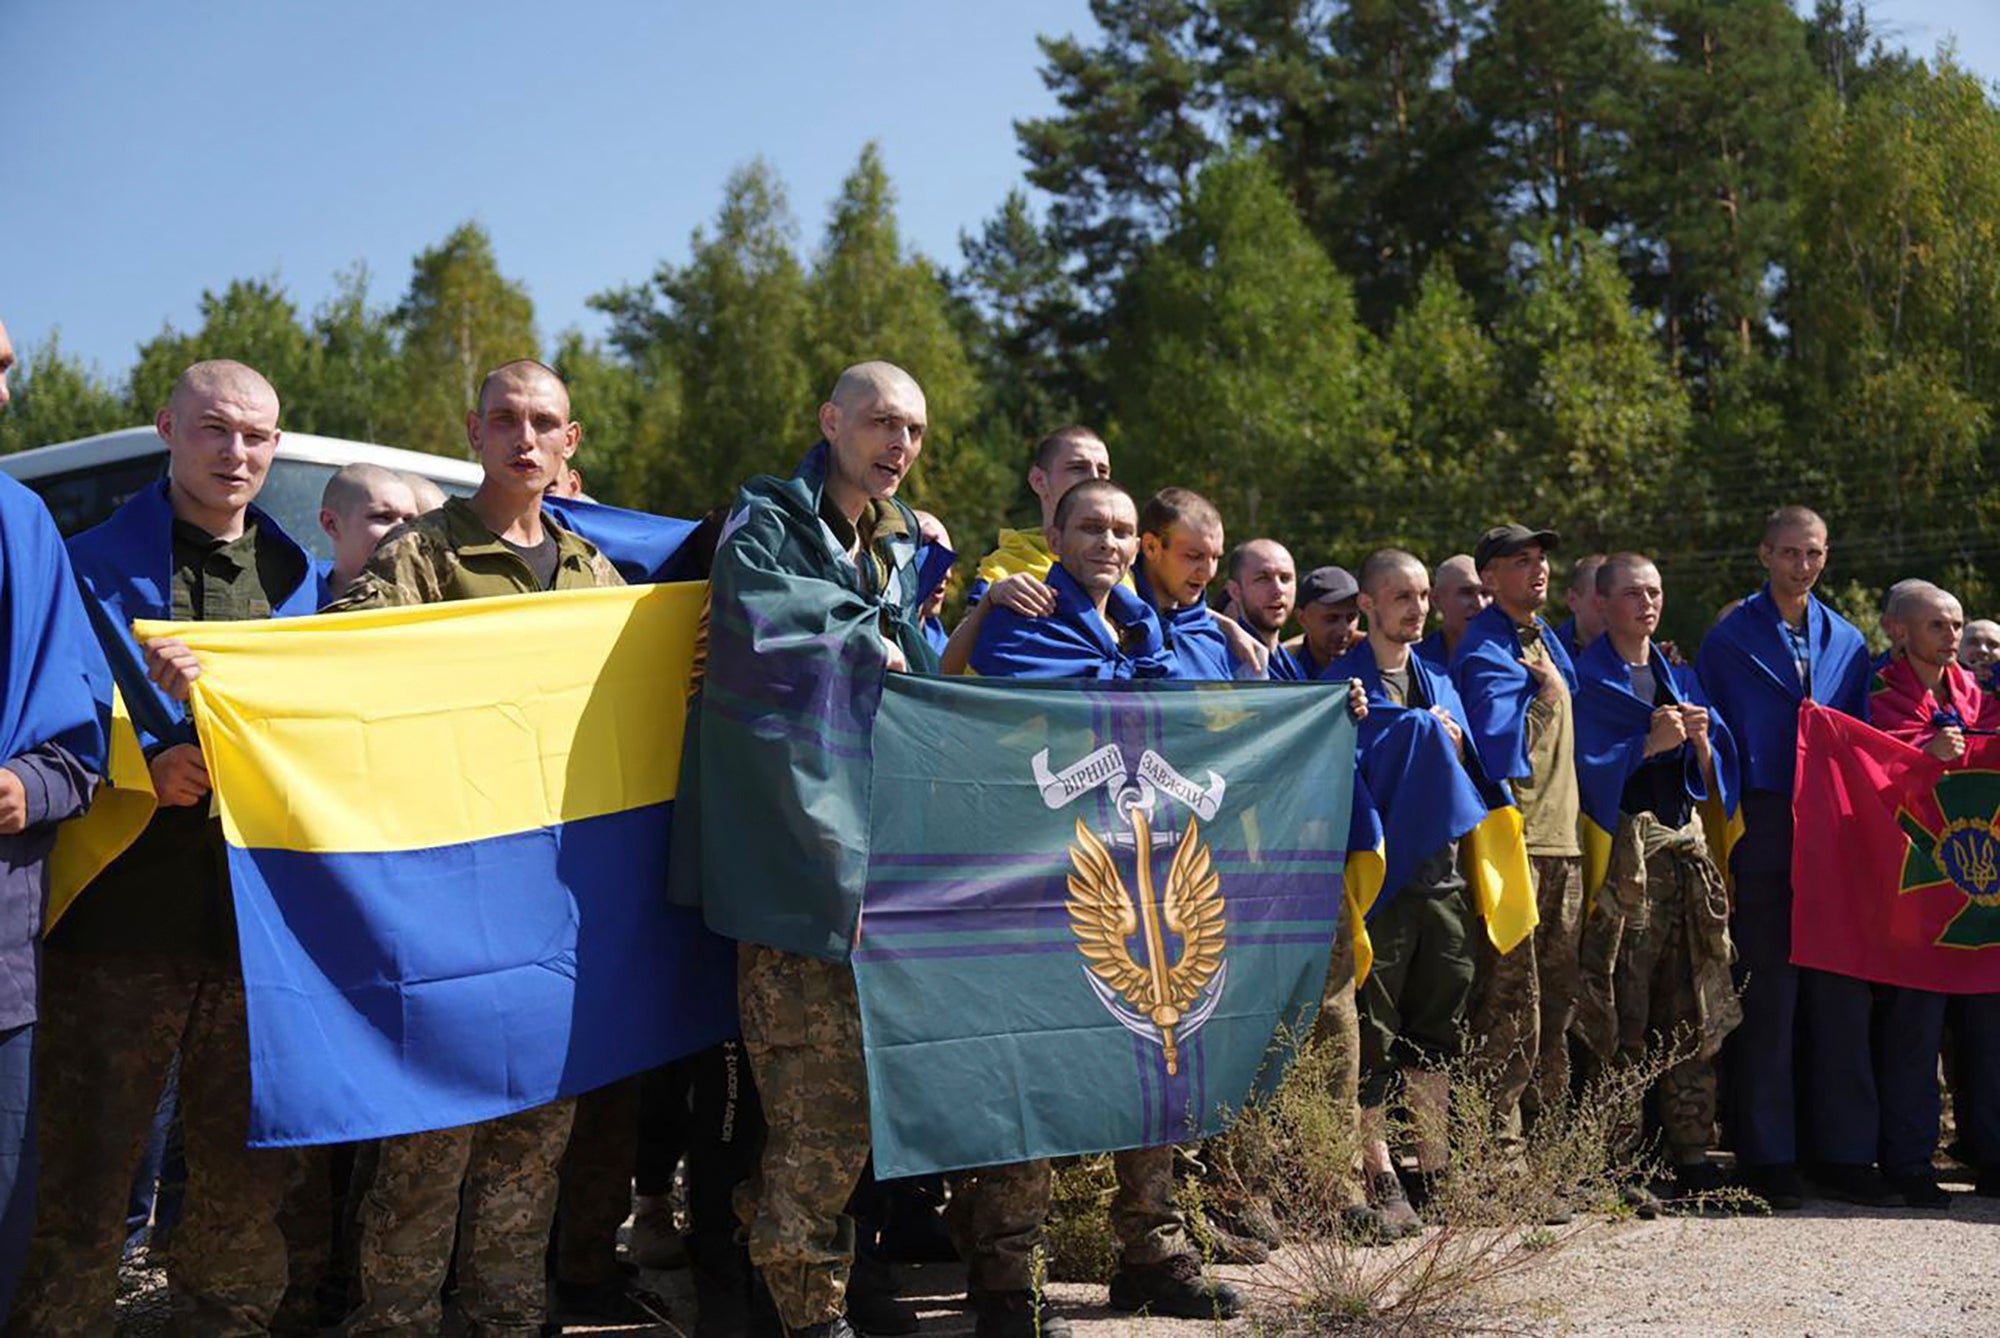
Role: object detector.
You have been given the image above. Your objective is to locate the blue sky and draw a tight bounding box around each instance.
[2,1,1994,381]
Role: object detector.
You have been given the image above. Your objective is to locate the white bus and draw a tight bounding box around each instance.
[0,427,484,558]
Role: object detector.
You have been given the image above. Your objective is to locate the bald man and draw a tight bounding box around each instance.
[677,362,936,1338]
[1962,619,2000,685]
[18,360,322,1335]
[1225,539,1305,678]
[315,360,630,1332]
[318,463,420,598]
[401,472,449,515]
[1417,555,1488,670]
[1557,554,1607,660]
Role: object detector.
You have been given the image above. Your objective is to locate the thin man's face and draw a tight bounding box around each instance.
[1759,524,1829,600]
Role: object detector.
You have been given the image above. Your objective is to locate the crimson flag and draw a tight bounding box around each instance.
[1792,701,2000,992]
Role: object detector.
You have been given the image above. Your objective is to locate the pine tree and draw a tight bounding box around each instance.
[1106,154,1370,548]
[392,223,538,458]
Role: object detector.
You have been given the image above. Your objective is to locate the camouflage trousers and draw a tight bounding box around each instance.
[346,1097,575,1335]
[1577,815,1742,1164]
[1470,855,1583,1146]
[1310,895,1364,1206]
[736,944,872,1331]
[944,1143,1195,1294]
[9,952,300,1337]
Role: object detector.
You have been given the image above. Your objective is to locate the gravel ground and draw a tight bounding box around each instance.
[112,1175,1999,1335]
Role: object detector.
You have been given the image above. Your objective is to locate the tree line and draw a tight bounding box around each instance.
[6,1,1997,644]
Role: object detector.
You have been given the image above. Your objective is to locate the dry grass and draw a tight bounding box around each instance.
[1043,1029,1723,1334]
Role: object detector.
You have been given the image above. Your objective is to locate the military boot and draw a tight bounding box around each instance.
[1107,1253,1242,1320]
[969,1286,1072,1338]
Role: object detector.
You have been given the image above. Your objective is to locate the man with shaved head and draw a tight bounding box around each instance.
[1332,549,1485,1236]
[674,362,936,1338]
[318,463,420,598]
[1962,618,2000,689]
[939,424,1116,674]
[309,358,630,1331]
[1418,555,1488,670]
[19,360,322,1333]
[401,471,449,515]
[1557,553,1608,660]
[1866,581,1990,1207]
[1225,539,1306,677]
[1572,554,1741,1200]
[1697,506,1877,1210]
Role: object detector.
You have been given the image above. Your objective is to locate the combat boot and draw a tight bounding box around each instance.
[968,1286,1072,1338]
[1107,1253,1242,1320]
[630,1192,690,1269]
[844,1252,918,1335]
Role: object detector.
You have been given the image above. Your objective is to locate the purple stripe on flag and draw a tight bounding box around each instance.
[861,879,1341,938]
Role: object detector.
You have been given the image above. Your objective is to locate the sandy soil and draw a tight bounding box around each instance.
[113,1174,1999,1335]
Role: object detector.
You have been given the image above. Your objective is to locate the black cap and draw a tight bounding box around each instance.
[1299,565,1359,606]
[1474,524,1560,571]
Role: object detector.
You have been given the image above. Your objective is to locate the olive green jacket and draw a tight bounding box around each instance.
[326,496,623,610]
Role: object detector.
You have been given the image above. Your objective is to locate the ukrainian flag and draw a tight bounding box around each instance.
[132,583,736,1147]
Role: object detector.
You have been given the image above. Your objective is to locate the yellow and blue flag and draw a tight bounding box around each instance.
[133,583,736,1146]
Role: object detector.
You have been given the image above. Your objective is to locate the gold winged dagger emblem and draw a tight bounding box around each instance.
[1038,746,1229,1075]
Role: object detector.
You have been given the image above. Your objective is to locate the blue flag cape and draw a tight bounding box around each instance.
[1694,586,1869,795]
[544,494,701,585]
[970,563,1173,680]
[1573,636,1741,840]
[1450,602,1578,789]
[670,444,938,962]
[1133,563,1235,681]
[1327,643,1491,910]
[1415,630,1450,672]
[67,481,319,753]
[0,475,109,774]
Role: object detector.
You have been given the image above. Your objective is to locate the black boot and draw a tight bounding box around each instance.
[845,1252,919,1335]
[1107,1253,1242,1320]
[968,1286,1072,1338]
[701,1248,782,1338]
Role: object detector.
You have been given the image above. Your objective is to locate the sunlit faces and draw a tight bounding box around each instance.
[1962,620,2000,673]
[1227,541,1297,638]
[1142,520,1223,610]
[1601,560,1665,645]
[1359,564,1430,646]
[1435,561,1491,639]
[1904,593,1966,671]
[825,380,927,504]
[1759,521,1829,602]
[160,371,281,523]
[1299,598,1361,662]
[1029,437,1112,517]
[1049,492,1140,597]
[467,368,579,499]
[1482,545,1549,619]
[321,474,420,581]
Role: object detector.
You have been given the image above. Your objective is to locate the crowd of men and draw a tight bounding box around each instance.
[0,332,1995,1338]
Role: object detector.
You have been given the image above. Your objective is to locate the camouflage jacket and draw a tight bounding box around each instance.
[325,496,623,610]
[1575,811,1742,1065]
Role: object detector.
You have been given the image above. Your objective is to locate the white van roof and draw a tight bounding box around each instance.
[0,426,485,487]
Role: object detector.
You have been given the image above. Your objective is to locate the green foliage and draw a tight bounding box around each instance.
[1108,153,1370,545]
[594,160,816,515]
[0,333,127,456]
[392,222,538,458]
[14,0,2000,647]
[128,278,318,424]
